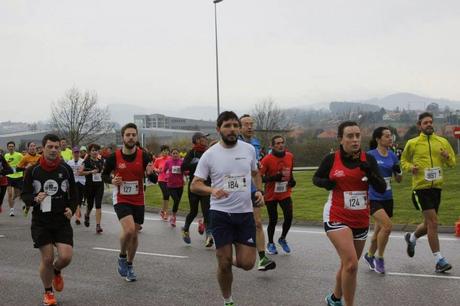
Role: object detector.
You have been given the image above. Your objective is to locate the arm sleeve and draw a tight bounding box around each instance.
[400,141,414,172]
[102,154,116,183]
[312,153,334,188]
[142,151,152,169]
[21,167,37,208]
[443,139,456,168]
[65,164,77,214]
[366,154,387,194]
[181,151,193,173]
[194,152,210,180]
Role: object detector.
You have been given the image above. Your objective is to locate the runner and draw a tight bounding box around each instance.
[17,141,41,216]
[60,138,72,162]
[313,121,386,306]
[79,146,87,160]
[163,148,184,227]
[80,144,105,233]
[21,133,77,306]
[181,132,213,246]
[260,135,296,254]
[239,114,276,271]
[401,112,456,273]
[0,152,13,213]
[191,111,264,306]
[66,146,86,225]
[153,145,171,221]
[102,123,153,282]
[363,127,402,274]
[5,141,24,216]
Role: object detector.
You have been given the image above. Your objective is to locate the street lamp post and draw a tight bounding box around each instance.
[213,0,223,117]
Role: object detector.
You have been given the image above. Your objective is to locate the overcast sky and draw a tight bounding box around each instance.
[1,0,460,122]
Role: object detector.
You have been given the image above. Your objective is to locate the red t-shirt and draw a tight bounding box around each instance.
[163,158,184,188]
[260,152,294,201]
[153,155,171,182]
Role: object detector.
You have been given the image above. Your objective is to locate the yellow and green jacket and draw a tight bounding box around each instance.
[4,151,24,179]
[61,148,73,162]
[401,133,456,190]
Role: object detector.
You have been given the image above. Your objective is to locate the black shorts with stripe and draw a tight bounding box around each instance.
[411,188,441,213]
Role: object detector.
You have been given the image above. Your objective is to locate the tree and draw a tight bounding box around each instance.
[251,98,292,147]
[51,88,113,146]
[426,102,440,114]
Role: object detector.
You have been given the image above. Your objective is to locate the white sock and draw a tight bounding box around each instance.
[223,296,233,304]
[409,233,417,244]
[433,252,443,263]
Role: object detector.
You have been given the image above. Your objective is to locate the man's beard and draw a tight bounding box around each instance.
[221,132,238,146]
[124,142,136,149]
[423,127,434,135]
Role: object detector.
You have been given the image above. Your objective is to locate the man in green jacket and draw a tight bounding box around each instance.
[401,112,456,273]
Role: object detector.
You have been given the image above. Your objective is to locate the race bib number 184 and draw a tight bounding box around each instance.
[223,175,247,192]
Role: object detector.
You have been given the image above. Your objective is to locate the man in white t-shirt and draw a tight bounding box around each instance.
[66,146,86,225]
[191,111,264,306]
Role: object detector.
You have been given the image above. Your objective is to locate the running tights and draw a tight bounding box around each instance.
[184,190,210,232]
[266,197,293,243]
[168,187,183,214]
[86,183,104,212]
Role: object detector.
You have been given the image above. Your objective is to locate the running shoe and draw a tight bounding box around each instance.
[266,243,278,255]
[84,214,90,227]
[169,215,176,227]
[75,219,81,225]
[363,252,375,270]
[257,256,276,271]
[118,256,128,277]
[205,234,214,248]
[9,208,14,217]
[435,257,452,273]
[42,291,57,306]
[198,218,205,235]
[125,265,137,282]
[404,232,415,258]
[22,205,29,217]
[325,292,343,306]
[224,302,235,306]
[96,224,103,234]
[160,210,168,221]
[374,257,385,274]
[52,273,64,292]
[278,238,291,253]
[182,227,191,244]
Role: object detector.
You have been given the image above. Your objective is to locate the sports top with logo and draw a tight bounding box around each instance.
[367,149,399,201]
[259,151,294,201]
[113,148,145,206]
[194,140,258,214]
[66,158,86,185]
[323,151,370,228]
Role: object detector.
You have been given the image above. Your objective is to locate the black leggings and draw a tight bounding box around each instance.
[266,197,293,243]
[86,182,104,213]
[158,181,170,201]
[184,190,210,232]
[76,182,85,207]
[0,185,7,207]
[168,187,183,213]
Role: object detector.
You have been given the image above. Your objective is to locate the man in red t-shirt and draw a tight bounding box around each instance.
[260,135,296,255]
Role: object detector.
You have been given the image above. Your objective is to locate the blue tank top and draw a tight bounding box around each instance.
[368,149,399,201]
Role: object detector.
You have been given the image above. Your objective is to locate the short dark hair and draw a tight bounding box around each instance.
[160,145,170,152]
[271,135,284,146]
[42,134,60,147]
[7,141,15,147]
[418,112,433,124]
[337,121,359,138]
[170,148,179,154]
[121,123,138,137]
[27,141,36,148]
[88,143,101,152]
[217,111,240,128]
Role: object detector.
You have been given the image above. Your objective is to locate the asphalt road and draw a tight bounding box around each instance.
[1,202,459,306]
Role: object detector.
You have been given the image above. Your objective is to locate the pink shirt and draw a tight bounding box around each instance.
[153,155,171,182]
[164,158,184,188]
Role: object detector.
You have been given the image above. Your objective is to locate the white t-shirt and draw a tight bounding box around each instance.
[66,158,86,185]
[194,140,257,213]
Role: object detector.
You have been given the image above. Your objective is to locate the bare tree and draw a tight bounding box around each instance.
[251,98,291,147]
[51,87,113,146]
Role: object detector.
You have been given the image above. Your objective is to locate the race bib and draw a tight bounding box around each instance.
[120,181,139,195]
[171,166,181,174]
[223,175,247,192]
[40,196,52,213]
[343,191,367,210]
[384,177,392,191]
[92,173,102,182]
[424,167,442,181]
[274,181,288,193]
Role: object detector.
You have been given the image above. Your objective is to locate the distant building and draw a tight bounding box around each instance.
[133,114,215,134]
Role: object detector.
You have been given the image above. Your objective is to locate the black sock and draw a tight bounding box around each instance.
[53,268,61,275]
[127,261,133,266]
[45,287,53,293]
[258,251,265,259]
[119,253,127,259]
[331,294,341,301]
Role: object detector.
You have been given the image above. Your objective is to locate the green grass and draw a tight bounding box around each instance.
[145,163,460,226]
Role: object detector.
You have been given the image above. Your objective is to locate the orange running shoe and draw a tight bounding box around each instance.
[198,219,205,235]
[43,291,57,306]
[160,210,168,221]
[52,273,64,292]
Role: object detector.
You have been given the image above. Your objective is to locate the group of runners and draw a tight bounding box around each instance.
[0,110,456,306]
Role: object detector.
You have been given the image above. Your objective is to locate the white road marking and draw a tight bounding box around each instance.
[93,247,189,259]
[0,235,5,238]
[388,272,460,280]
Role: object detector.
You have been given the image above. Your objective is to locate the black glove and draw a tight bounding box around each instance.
[359,161,372,177]
[288,178,296,188]
[267,173,283,182]
[324,179,336,190]
[392,164,402,175]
